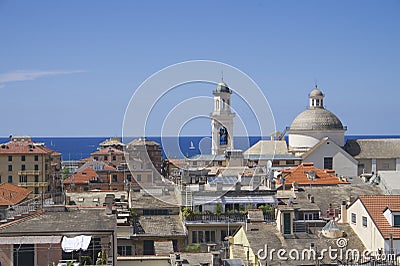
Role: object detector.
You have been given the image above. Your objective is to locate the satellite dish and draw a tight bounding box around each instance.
[267,160,272,169]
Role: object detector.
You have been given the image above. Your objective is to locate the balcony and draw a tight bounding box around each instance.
[18,170,41,176]
[18,182,48,187]
[184,213,247,224]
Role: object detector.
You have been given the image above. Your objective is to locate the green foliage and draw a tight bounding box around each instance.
[128,207,137,224]
[80,255,93,265]
[184,243,201,252]
[216,203,222,215]
[101,250,107,264]
[182,207,193,218]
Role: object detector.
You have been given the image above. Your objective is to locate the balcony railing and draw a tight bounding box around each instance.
[18,182,48,187]
[184,213,247,223]
[18,170,41,176]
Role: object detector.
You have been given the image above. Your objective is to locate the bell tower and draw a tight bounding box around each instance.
[211,81,235,155]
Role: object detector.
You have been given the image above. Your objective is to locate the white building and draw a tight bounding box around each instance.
[211,81,235,155]
[288,87,347,156]
[344,195,400,253]
[301,137,358,177]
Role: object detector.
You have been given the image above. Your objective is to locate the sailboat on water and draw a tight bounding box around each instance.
[189,141,195,150]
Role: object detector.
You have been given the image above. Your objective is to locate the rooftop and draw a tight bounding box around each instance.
[244,140,290,156]
[345,138,400,159]
[0,183,32,206]
[301,183,384,215]
[131,191,180,209]
[0,138,59,155]
[280,162,349,186]
[137,214,185,237]
[237,222,365,265]
[91,147,124,155]
[0,207,115,235]
[357,195,400,239]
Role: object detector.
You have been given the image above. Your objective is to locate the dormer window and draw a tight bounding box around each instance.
[383,207,400,227]
[394,215,400,227]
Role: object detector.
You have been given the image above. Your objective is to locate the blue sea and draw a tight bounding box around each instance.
[1,135,399,161]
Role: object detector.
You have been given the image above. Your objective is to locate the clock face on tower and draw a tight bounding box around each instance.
[219,126,228,145]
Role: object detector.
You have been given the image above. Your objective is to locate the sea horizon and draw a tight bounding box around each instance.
[1,135,399,161]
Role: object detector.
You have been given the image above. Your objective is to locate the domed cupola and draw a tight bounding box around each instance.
[215,81,231,94]
[288,86,347,155]
[309,86,324,108]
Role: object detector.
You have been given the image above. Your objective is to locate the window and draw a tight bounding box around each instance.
[394,215,400,227]
[192,230,216,244]
[34,164,39,171]
[198,231,204,243]
[127,174,132,182]
[136,174,141,181]
[34,155,38,161]
[112,156,116,161]
[104,156,108,160]
[94,156,98,161]
[351,213,356,224]
[117,246,132,256]
[8,176,12,183]
[143,209,168,215]
[362,216,367,227]
[34,175,39,182]
[34,188,39,194]
[8,165,12,171]
[192,231,198,243]
[21,165,26,171]
[78,197,84,202]
[21,155,25,161]
[19,176,27,183]
[324,157,333,169]
[112,175,117,182]
[304,213,314,220]
[8,156,12,162]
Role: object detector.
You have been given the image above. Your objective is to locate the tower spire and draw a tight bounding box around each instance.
[221,71,224,82]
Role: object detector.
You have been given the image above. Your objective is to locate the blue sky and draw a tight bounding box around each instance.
[0,0,399,137]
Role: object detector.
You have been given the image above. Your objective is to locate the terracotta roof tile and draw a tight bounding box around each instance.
[359,195,400,239]
[279,162,349,186]
[91,147,124,155]
[64,166,99,185]
[0,183,32,206]
[0,140,60,155]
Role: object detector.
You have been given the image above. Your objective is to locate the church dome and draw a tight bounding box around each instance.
[215,82,231,93]
[290,108,344,131]
[309,88,323,97]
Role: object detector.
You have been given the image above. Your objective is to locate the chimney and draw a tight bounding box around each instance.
[211,251,221,266]
[340,200,348,224]
[104,194,115,215]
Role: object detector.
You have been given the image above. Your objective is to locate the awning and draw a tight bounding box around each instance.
[222,195,277,204]
[0,236,62,244]
[192,196,221,205]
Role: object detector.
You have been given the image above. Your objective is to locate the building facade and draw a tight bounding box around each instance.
[0,136,61,196]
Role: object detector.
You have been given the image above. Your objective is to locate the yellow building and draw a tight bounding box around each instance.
[0,136,61,196]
